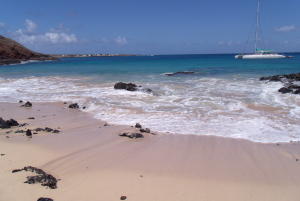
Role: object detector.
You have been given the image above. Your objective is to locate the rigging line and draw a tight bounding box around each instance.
[258,19,266,49]
[242,16,256,55]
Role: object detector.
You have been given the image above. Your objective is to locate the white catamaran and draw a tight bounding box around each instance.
[235,1,286,59]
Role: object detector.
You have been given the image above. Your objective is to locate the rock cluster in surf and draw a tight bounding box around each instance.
[68,103,86,110]
[114,82,154,94]
[69,103,80,109]
[259,72,300,95]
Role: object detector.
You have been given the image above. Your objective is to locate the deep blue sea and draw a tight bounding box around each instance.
[1,53,300,143]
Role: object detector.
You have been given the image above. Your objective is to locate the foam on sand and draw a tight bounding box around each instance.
[1,102,300,201]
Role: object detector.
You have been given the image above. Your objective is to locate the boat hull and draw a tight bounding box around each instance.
[235,54,286,59]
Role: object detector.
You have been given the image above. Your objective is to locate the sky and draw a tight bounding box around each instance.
[0,0,299,55]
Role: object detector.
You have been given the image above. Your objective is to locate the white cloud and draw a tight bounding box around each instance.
[13,19,37,35]
[12,19,77,44]
[0,22,6,28]
[218,40,240,46]
[274,25,298,33]
[50,23,70,33]
[115,36,128,45]
[101,38,110,43]
[45,32,77,43]
[24,19,37,34]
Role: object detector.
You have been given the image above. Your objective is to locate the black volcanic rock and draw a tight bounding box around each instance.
[69,103,79,109]
[140,128,150,133]
[12,166,58,189]
[0,118,11,129]
[26,129,32,137]
[5,118,19,127]
[119,132,144,139]
[164,71,194,76]
[37,198,54,201]
[114,82,155,94]
[259,73,300,82]
[135,123,142,128]
[260,72,300,95]
[278,87,292,94]
[114,82,137,91]
[20,101,32,107]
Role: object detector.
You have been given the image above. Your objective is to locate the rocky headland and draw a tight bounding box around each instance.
[0,35,58,65]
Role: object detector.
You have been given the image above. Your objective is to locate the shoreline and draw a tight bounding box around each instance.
[0,57,59,66]
[1,101,300,200]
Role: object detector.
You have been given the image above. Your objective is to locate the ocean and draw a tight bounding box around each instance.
[1,53,299,143]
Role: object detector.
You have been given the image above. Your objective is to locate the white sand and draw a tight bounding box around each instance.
[1,102,300,201]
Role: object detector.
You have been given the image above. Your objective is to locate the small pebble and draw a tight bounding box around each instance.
[120,196,127,200]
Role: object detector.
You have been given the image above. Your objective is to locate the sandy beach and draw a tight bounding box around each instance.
[1,101,300,201]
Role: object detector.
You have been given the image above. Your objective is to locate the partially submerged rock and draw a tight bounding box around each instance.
[135,123,142,128]
[259,72,300,94]
[69,103,79,109]
[114,82,155,95]
[164,71,194,76]
[278,87,293,94]
[114,82,137,91]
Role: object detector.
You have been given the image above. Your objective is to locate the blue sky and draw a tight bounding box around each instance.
[1,0,299,55]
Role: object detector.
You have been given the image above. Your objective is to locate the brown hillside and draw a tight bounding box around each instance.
[0,35,57,65]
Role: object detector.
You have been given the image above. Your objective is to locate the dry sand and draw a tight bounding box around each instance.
[1,102,300,201]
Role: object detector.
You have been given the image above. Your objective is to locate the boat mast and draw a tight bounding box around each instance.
[255,1,259,54]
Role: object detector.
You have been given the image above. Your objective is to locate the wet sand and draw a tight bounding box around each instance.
[1,102,300,201]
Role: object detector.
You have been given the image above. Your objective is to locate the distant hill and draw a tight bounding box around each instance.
[0,35,58,65]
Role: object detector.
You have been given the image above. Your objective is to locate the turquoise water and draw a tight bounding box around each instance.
[1,53,300,142]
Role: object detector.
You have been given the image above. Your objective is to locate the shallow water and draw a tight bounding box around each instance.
[1,54,300,142]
